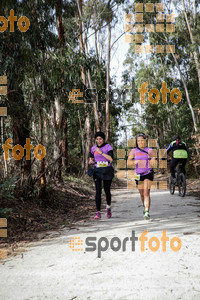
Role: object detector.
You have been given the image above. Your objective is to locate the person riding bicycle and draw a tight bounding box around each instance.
[166,135,188,183]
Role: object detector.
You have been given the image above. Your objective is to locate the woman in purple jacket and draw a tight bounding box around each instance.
[128,133,156,220]
[89,132,114,219]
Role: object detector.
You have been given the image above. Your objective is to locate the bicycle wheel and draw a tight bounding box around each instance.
[169,175,175,195]
[178,173,186,197]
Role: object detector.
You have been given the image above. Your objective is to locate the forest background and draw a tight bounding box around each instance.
[0,0,199,245]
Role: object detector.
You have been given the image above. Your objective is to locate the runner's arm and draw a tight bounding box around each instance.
[166,143,172,154]
[127,149,136,167]
[95,147,113,162]
[102,153,113,162]
[148,149,157,168]
[89,152,95,164]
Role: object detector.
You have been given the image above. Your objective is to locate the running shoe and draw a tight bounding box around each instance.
[143,206,145,216]
[94,211,101,219]
[106,208,112,218]
[144,211,150,220]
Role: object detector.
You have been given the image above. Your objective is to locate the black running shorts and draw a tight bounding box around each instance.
[135,171,154,185]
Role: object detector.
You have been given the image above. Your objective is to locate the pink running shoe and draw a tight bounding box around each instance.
[106,208,112,218]
[94,211,101,219]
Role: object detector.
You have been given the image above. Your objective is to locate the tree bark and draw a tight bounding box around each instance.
[56,0,65,45]
[182,0,200,93]
[77,0,100,132]
[106,1,111,142]
[8,84,31,180]
[77,0,93,171]
[78,110,85,170]
[171,50,198,133]
[39,89,46,197]
[54,0,68,178]
[163,34,199,137]
[52,96,63,180]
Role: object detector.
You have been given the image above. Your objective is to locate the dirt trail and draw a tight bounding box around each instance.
[0,188,200,300]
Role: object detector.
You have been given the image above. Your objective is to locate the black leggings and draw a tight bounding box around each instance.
[93,176,112,211]
[170,158,187,178]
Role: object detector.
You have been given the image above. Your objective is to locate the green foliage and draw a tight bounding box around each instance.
[122,1,199,152]
[0,208,12,218]
[0,177,16,200]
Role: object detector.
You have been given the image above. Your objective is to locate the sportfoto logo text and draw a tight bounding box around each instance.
[0,9,30,33]
[69,230,182,258]
[69,81,182,105]
[3,138,46,160]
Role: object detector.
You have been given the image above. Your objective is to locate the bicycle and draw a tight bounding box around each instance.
[169,163,186,197]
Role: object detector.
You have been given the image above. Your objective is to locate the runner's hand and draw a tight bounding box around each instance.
[149,157,157,168]
[89,158,94,164]
[95,147,102,154]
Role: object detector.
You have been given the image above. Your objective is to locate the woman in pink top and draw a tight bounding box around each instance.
[128,133,156,220]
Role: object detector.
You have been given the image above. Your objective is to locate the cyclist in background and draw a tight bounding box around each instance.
[166,135,188,183]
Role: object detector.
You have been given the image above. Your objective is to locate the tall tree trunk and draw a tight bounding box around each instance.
[77,0,100,132]
[54,0,68,178]
[95,31,99,65]
[1,116,7,177]
[163,34,199,138]
[171,50,198,133]
[193,0,197,22]
[8,85,31,180]
[106,2,111,142]
[52,96,63,180]
[77,0,93,171]
[39,91,46,197]
[78,110,85,170]
[94,3,99,65]
[56,0,65,45]
[182,0,200,93]
[33,75,46,194]
[61,121,68,170]
[84,110,91,171]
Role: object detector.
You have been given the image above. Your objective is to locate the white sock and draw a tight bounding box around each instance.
[107,205,111,209]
